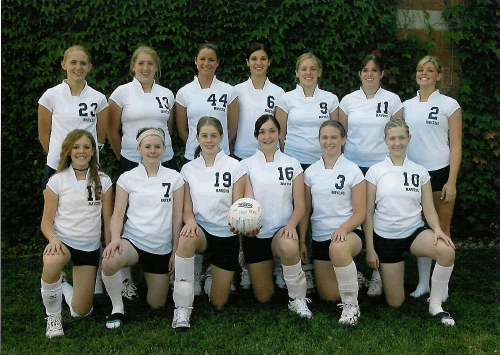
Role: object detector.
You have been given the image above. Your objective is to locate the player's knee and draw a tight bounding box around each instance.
[254,289,273,303]
[42,254,65,272]
[436,245,455,266]
[176,237,198,255]
[101,258,119,276]
[329,243,349,263]
[275,239,299,261]
[386,296,404,308]
[71,304,93,317]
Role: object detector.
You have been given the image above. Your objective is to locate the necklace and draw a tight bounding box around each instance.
[73,167,88,171]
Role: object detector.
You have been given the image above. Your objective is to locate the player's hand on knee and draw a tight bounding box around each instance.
[366,248,379,270]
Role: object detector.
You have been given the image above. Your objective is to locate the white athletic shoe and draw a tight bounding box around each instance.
[46,313,64,338]
[194,271,203,296]
[367,278,383,297]
[172,307,192,329]
[240,268,251,290]
[203,267,212,296]
[288,298,313,318]
[338,303,361,326]
[357,271,368,290]
[273,267,286,289]
[121,278,138,300]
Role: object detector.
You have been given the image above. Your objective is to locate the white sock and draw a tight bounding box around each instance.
[41,276,63,315]
[102,271,125,315]
[429,263,454,316]
[371,269,381,281]
[61,279,74,309]
[334,261,358,305]
[121,266,133,283]
[282,260,306,300]
[173,254,195,308]
[410,257,432,297]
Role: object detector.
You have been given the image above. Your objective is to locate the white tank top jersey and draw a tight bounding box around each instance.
[108,78,175,162]
[277,85,339,165]
[176,76,237,160]
[233,78,285,159]
[38,80,108,169]
[47,168,112,251]
[340,87,403,168]
[241,149,303,239]
[304,155,364,242]
[181,150,246,237]
[365,156,430,239]
[403,90,461,171]
[117,164,184,254]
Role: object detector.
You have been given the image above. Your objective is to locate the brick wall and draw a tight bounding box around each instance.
[396,0,462,94]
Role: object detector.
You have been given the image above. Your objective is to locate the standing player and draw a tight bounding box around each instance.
[241,114,312,318]
[300,121,366,325]
[364,119,456,326]
[233,42,285,289]
[171,117,247,329]
[276,52,339,292]
[38,45,108,189]
[107,45,176,299]
[175,42,239,293]
[175,42,238,162]
[40,130,113,338]
[403,55,462,299]
[338,54,403,296]
[102,128,184,329]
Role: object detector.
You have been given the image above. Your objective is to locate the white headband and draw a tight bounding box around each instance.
[137,129,165,145]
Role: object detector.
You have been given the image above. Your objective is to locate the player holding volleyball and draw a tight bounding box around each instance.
[40,130,113,338]
[403,55,462,300]
[240,114,312,318]
[364,119,456,326]
[233,42,285,290]
[338,53,403,297]
[171,117,248,329]
[300,120,366,326]
[102,127,184,329]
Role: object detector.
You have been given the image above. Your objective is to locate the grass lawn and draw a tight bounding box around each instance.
[1,249,499,355]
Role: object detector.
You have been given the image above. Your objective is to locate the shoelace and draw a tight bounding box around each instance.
[47,315,62,329]
[337,303,357,318]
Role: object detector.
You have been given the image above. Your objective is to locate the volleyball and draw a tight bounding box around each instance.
[228,198,264,233]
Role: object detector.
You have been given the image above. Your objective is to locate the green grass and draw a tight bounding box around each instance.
[2,249,499,355]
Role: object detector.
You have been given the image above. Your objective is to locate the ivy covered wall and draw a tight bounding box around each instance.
[1,0,497,252]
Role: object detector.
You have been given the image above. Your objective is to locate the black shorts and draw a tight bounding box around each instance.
[62,243,100,267]
[201,228,239,272]
[373,226,429,263]
[242,235,275,264]
[428,165,450,192]
[124,239,171,274]
[312,229,364,261]
[117,155,178,177]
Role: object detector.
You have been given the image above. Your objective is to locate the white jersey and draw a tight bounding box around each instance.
[365,156,430,239]
[233,78,285,159]
[304,155,364,242]
[38,80,108,169]
[403,90,460,171]
[118,164,184,254]
[176,76,237,160]
[340,87,403,167]
[277,85,339,164]
[181,150,246,237]
[109,78,175,162]
[241,149,303,239]
[47,168,112,251]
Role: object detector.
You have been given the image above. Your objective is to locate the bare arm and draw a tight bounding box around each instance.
[275,107,288,151]
[103,185,128,258]
[175,102,189,144]
[38,105,52,153]
[363,181,378,270]
[279,172,305,238]
[101,186,113,246]
[180,182,199,237]
[421,181,454,248]
[227,98,239,148]
[107,100,122,160]
[329,107,339,121]
[96,107,109,146]
[442,109,462,202]
[338,108,348,133]
[298,184,312,263]
[40,187,65,255]
[332,180,366,242]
